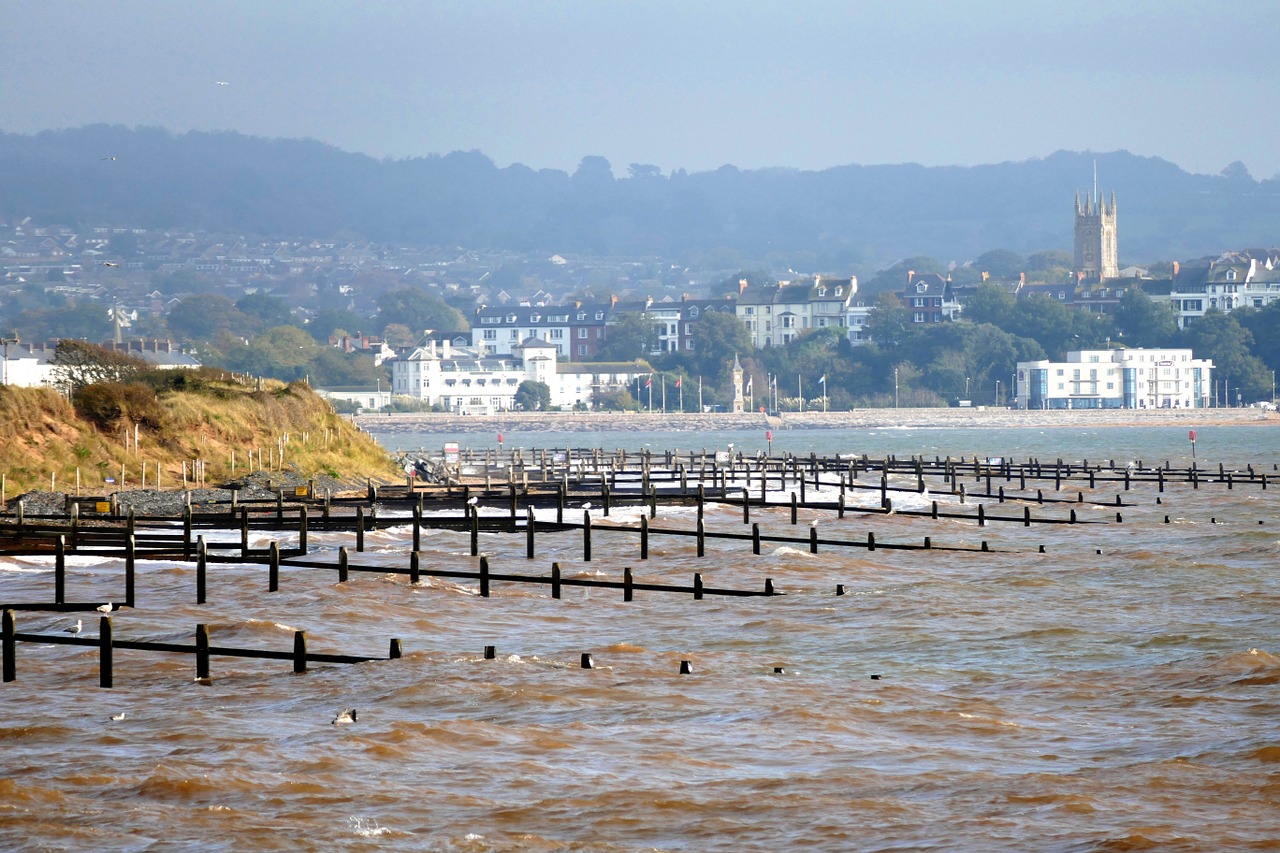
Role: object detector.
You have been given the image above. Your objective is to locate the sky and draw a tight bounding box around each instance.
[4,0,1279,179]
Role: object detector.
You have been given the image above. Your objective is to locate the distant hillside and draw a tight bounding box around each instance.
[2,125,1277,267]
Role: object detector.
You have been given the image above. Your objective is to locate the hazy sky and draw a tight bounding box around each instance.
[4,0,1278,179]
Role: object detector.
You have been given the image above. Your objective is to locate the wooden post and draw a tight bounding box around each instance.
[2,609,14,683]
[55,535,66,604]
[479,555,490,597]
[412,504,421,552]
[196,535,206,604]
[838,493,845,519]
[868,531,876,551]
[526,506,536,559]
[583,510,592,562]
[99,615,113,689]
[124,534,136,608]
[409,551,420,585]
[240,507,249,558]
[602,482,610,517]
[693,572,704,600]
[790,492,798,525]
[389,639,402,659]
[649,487,657,520]
[697,518,705,557]
[469,507,479,557]
[624,566,634,602]
[742,488,751,524]
[298,508,308,553]
[293,630,307,673]
[752,522,761,555]
[356,506,366,552]
[697,484,705,521]
[196,623,210,680]
[269,541,280,591]
[338,546,349,583]
[183,506,192,560]
[484,645,496,659]
[1024,506,1031,527]
[978,504,986,527]
[557,479,565,525]
[551,562,562,599]
[509,483,518,522]
[810,525,818,554]
[640,515,649,560]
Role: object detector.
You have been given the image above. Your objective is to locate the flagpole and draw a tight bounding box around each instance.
[679,379,683,413]
[698,375,703,413]
[661,376,666,414]
[798,374,803,413]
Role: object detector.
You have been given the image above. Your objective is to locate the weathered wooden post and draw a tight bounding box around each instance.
[583,510,592,562]
[183,505,192,560]
[556,479,565,525]
[810,525,818,554]
[693,572,704,600]
[752,522,761,555]
[2,609,15,683]
[624,566,634,602]
[526,506,536,559]
[697,518,705,557]
[409,551,420,585]
[640,515,649,560]
[196,535,206,604]
[196,623,210,680]
[649,487,657,519]
[356,506,366,552]
[697,484,705,521]
[790,492,798,525]
[99,615,113,688]
[978,503,986,527]
[338,546,349,583]
[123,533,136,608]
[269,541,280,591]
[55,535,66,604]
[389,639,402,659]
[293,630,307,673]
[240,507,250,558]
[1024,506,1031,527]
[298,508,308,554]
[551,562,562,599]
[838,493,845,519]
[479,555,490,597]
[742,488,751,524]
[867,531,876,551]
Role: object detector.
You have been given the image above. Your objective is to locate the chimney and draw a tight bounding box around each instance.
[907,270,916,285]
[1171,261,1180,278]
[1019,272,1026,285]
[442,338,451,359]
[611,295,619,307]
[738,278,749,294]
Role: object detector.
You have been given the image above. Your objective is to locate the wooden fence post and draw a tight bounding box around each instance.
[338,546,349,583]
[526,506,536,559]
[469,507,479,557]
[196,623,210,680]
[583,510,592,562]
[412,504,421,552]
[293,630,307,673]
[697,519,705,557]
[183,506,192,560]
[2,609,14,683]
[356,506,366,552]
[298,508,308,554]
[624,566,634,602]
[196,535,206,604]
[752,522,760,555]
[409,551,420,585]
[269,541,280,591]
[640,515,649,560]
[99,615,113,689]
[55,535,66,604]
[693,572,704,600]
[551,562,562,599]
[125,534,136,608]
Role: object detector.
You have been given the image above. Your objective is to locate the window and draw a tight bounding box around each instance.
[1226,269,1237,281]
[578,344,587,356]
[578,328,588,339]
[510,330,519,340]
[818,287,827,296]
[550,329,563,339]
[916,283,927,294]
[506,314,517,323]
[529,314,541,323]
[744,307,754,315]
[577,312,586,321]
[689,307,700,317]
[835,287,843,296]
[686,339,694,350]
[482,329,496,340]
[913,312,926,322]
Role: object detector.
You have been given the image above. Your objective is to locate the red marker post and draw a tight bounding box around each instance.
[1189,429,1196,463]
[766,429,773,456]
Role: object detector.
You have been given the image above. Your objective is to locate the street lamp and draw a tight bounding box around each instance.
[894,367,899,409]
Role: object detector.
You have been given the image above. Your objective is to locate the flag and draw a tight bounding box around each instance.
[819,374,827,385]
[645,376,652,388]
[746,375,753,393]
[675,377,682,388]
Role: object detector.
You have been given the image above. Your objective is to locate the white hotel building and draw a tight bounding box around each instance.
[1015,347,1214,410]
[390,338,652,414]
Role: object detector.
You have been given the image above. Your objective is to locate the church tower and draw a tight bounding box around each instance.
[1073,184,1118,282]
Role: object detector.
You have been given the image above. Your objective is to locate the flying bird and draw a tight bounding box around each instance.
[332,708,357,725]
[65,619,83,636]
[100,156,117,161]
[101,262,119,268]
[215,81,229,86]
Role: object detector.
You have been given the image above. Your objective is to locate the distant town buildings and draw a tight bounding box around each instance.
[1015,347,1213,410]
[735,276,856,348]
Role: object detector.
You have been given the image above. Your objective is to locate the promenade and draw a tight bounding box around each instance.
[357,406,1277,434]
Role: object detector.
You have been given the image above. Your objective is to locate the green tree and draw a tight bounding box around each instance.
[960,282,1016,327]
[597,312,659,361]
[1180,310,1273,403]
[687,309,753,379]
[376,287,469,333]
[513,379,551,411]
[167,294,241,341]
[308,308,370,343]
[1113,288,1177,347]
[975,249,1024,278]
[50,339,149,396]
[236,293,295,335]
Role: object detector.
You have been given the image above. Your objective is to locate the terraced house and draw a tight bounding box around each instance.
[735,276,856,348]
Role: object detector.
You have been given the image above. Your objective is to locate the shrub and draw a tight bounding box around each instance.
[74,382,168,430]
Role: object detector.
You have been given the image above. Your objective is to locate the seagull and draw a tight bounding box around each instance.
[97,603,114,613]
[810,518,820,528]
[581,502,592,511]
[215,81,229,86]
[110,712,127,721]
[101,262,119,268]
[332,708,357,725]
[65,619,83,636]
[466,496,479,506]
[100,156,117,161]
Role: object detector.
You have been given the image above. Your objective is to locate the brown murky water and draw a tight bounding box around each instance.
[3,426,1278,851]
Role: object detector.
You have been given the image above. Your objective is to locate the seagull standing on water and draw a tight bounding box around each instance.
[65,619,82,636]
[332,709,357,725]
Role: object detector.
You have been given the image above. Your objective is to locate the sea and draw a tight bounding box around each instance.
[2,423,1277,852]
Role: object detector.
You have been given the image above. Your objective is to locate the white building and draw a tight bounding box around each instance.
[390,337,652,414]
[1,343,55,387]
[736,276,856,348]
[1016,347,1214,410]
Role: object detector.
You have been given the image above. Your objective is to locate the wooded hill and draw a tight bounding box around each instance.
[2,125,1276,269]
